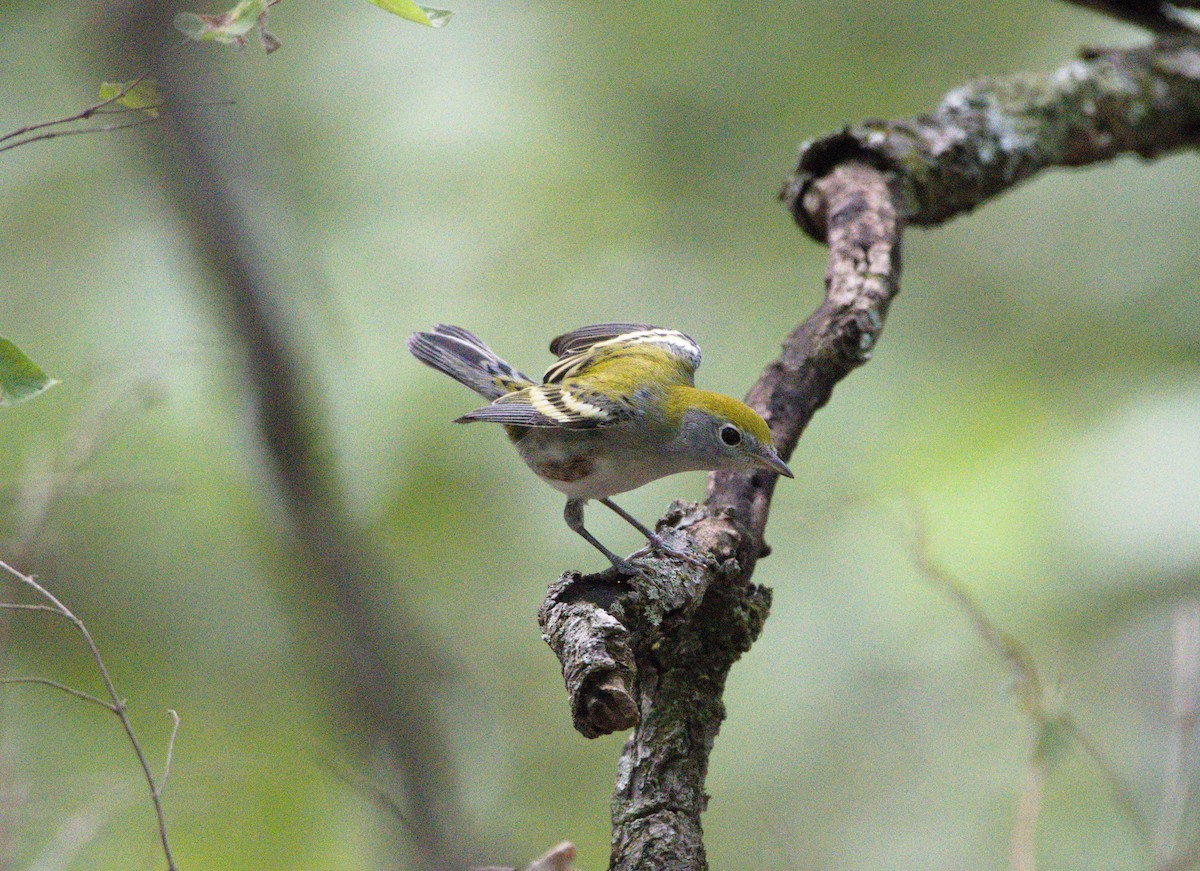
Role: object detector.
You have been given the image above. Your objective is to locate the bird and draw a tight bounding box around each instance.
[407,323,793,574]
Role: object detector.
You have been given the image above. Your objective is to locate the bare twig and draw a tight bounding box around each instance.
[1157,602,1200,863]
[315,747,409,825]
[1072,727,1156,852]
[158,709,181,795]
[0,115,163,155]
[905,507,1049,719]
[901,508,1155,865]
[0,560,179,870]
[0,677,115,712]
[0,76,148,145]
[0,602,67,617]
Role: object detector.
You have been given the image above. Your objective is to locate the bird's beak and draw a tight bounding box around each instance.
[756,446,794,479]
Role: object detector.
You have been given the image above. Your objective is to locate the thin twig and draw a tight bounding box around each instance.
[0,63,234,156]
[1157,602,1200,865]
[0,75,147,145]
[0,602,68,617]
[0,115,163,155]
[901,505,1155,861]
[315,747,410,825]
[1068,722,1155,849]
[0,676,115,712]
[158,709,181,795]
[0,560,179,870]
[906,507,1047,718]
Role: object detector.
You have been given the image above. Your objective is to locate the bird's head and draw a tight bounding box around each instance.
[667,388,793,478]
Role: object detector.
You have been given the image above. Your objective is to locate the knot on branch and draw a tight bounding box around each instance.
[779,129,896,242]
[539,575,639,738]
[538,500,759,740]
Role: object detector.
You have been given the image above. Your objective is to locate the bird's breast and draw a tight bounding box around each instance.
[510,426,694,500]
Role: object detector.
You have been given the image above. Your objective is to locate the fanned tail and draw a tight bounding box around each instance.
[407,324,535,400]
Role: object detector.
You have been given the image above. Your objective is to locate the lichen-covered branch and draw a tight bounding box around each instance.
[782,37,1200,236]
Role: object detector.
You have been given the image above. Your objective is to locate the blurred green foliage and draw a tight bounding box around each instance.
[1,0,1198,868]
[0,338,58,405]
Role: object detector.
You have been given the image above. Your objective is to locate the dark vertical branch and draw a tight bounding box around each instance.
[707,163,903,565]
[107,7,477,869]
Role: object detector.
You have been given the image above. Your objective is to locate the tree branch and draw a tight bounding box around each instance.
[541,30,1200,871]
[1063,0,1196,35]
[780,37,1200,236]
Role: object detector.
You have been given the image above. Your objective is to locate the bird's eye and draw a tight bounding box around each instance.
[719,424,742,446]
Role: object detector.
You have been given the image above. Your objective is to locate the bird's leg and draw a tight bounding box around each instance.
[598,497,706,567]
[564,499,640,575]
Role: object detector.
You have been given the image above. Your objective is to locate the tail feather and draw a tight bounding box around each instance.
[407,324,535,401]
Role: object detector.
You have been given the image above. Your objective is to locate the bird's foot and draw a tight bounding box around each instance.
[635,532,708,568]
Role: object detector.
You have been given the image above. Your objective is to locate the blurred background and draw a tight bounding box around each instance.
[2,0,1198,867]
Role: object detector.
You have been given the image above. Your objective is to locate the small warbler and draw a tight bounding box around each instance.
[407,323,793,574]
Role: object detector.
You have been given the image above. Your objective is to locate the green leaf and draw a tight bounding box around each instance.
[365,0,453,28]
[0,338,59,407]
[174,0,279,51]
[99,79,162,118]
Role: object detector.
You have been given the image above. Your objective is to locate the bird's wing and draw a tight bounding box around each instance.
[543,324,701,384]
[455,383,636,429]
